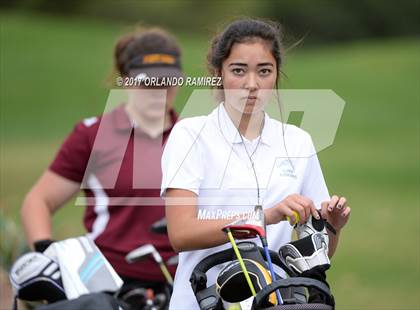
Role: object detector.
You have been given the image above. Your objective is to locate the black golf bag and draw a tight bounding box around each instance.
[190,241,335,310]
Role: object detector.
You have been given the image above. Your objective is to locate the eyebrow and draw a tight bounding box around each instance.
[228,63,247,67]
[228,62,274,67]
[257,63,274,67]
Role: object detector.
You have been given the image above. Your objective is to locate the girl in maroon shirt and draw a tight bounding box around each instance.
[20,27,182,300]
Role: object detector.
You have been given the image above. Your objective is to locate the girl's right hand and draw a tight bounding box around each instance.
[264,194,320,225]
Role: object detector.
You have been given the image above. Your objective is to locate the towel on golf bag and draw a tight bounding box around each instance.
[43,236,123,299]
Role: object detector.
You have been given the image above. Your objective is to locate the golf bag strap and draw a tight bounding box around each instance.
[195,284,223,310]
[191,246,289,293]
[253,277,331,309]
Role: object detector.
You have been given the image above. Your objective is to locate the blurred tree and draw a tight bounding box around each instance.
[0,213,27,270]
[262,0,420,43]
[1,0,419,43]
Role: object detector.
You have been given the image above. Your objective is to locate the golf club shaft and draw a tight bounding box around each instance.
[226,229,257,296]
[159,263,173,285]
[263,244,283,304]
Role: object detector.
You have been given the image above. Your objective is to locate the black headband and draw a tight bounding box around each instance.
[125,52,181,73]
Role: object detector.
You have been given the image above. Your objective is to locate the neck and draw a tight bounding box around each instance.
[125,103,172,139]
[223,102,264,140]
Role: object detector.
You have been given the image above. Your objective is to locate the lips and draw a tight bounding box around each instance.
[241,95,257,100]
[244,96,258,105]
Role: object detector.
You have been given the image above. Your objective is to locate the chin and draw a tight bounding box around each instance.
[244,104,264,115]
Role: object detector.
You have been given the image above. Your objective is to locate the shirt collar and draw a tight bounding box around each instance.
[215,102,274,147]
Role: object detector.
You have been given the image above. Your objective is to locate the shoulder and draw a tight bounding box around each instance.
[74,104,128,133]
[285,124,312,143]
[170,116,209,139]
[269,118,312,143]
[268,118,316,157]
[65,114,103,148]
[72,115,101,137]
[173,116,208,130]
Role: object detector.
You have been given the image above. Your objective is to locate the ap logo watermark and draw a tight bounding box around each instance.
[75,89,345,207]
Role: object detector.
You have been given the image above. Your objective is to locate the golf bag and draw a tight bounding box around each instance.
[9,236,123,309]
[35,292,120,310]
[190,240,334,310]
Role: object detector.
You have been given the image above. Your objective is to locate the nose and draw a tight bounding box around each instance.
[244,72,259,92]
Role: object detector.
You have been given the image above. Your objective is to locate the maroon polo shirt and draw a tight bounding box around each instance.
[49,104,177,281]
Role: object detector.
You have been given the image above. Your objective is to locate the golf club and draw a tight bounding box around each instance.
[223,205,283,304]
[150,218,168,235]
[125,244,173,286]
[166,254,179,266]
[222,226,257,297]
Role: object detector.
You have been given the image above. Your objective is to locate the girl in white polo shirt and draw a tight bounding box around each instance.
[161,18,351,309]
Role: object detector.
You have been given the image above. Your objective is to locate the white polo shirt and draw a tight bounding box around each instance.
[161,103,330,309]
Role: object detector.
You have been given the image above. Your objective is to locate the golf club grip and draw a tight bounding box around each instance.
[253,277,331,309]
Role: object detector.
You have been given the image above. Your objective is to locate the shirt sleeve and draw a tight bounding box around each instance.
[300,135,330,209]
[49,122,93,183]
[161,119,204,197]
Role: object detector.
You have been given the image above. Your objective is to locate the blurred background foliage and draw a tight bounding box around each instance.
[1,1,419,309]
[1,0,419,42]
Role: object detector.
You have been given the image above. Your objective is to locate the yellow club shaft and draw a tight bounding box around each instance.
[226,229,257,296]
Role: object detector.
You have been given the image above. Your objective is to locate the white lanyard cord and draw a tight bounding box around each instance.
[217,104,265,206]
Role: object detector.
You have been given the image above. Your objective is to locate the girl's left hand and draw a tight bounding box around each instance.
[321,195,351,232]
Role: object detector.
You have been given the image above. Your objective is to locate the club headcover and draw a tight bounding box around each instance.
[216,258,277,305]
[279,232,330,276]
[295,211,330,245]
[9,252,66,303]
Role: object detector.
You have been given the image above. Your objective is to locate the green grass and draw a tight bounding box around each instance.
[1,11,419,309]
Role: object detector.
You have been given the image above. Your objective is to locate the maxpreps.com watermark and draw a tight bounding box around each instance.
[116,75,222,87]
[197,209,258,220]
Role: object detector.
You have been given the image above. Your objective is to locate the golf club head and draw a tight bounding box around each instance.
[150,217,168,234]
[126,244,163,264]
[223,205,266,239]
[166,255,179,266]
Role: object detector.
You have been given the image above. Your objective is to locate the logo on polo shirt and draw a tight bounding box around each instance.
[277,159,297,178]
